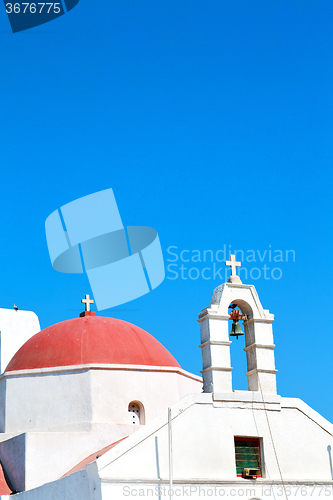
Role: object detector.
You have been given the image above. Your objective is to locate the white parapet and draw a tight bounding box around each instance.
[0,308,40,373]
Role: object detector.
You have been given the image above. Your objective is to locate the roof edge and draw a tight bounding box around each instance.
[2,364,202,382]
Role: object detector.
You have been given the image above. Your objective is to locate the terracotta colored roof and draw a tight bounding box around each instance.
[62,437,128,477]
[0,461,13,495]
[5,315,180,372]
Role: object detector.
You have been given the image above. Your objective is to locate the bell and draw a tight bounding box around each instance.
[230,321,244,339]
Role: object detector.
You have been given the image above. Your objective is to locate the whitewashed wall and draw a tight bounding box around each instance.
[0,367,202,433]
[98,392,333,483]
[0,367,202,491]
[90,368,202,424]
[0,309,40,373]
[0,463,101,500]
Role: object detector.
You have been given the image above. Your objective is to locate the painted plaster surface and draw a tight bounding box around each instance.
[0,368,201,491]
[0,366,201,434]
[96,393,333,499]
[0,309,40,373]
[0,463,101,500]
[98,393,333,481]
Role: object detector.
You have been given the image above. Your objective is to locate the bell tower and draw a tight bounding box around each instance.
[198,255,277,395]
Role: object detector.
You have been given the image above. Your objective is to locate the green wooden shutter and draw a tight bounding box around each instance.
[234,439,260,475]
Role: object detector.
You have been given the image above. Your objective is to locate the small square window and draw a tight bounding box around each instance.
[234,437,261,477]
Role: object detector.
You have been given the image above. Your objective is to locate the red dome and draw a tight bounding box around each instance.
[5,314,180,372]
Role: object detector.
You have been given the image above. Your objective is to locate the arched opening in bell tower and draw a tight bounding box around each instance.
[228,300,253,391]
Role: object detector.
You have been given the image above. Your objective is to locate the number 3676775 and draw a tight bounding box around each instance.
[5,3,61,13]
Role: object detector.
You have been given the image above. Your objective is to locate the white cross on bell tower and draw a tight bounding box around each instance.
[225,254,242,284]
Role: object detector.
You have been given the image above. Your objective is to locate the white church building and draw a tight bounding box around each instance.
[0,257,332,499]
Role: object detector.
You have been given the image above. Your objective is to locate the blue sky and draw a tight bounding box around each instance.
[0,0,333,420]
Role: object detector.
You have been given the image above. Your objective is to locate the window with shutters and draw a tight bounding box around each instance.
[234,437,262,477]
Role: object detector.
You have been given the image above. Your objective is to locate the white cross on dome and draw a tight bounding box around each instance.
[81,294,94,312]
